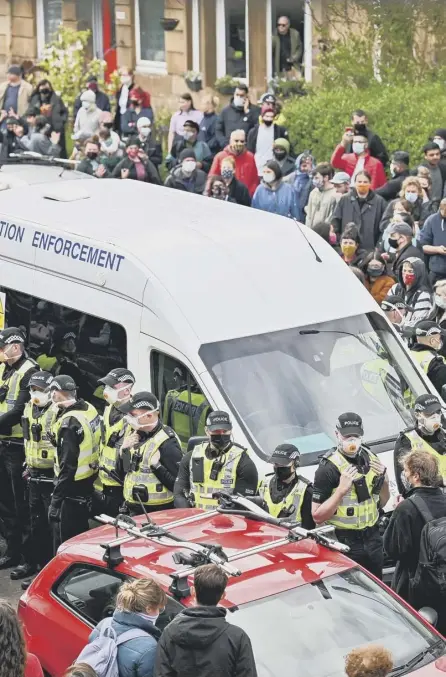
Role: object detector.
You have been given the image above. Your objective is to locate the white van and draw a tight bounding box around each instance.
[0,178,436,505]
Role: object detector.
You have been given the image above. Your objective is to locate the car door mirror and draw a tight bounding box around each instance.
[418,606,438,627]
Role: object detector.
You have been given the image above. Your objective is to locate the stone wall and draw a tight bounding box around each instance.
[0,0,37,78]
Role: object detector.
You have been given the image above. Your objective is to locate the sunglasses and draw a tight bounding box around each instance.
[277,23,287,26]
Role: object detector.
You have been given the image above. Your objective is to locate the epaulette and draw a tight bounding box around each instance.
[320,449,335,464]
[297,474,311,485]
[163,425,177,439]
[232,442,248,452]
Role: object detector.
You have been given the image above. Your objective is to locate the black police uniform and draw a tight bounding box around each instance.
[0,330,39,569]
[261,473,315,529]
[411,343,446,395]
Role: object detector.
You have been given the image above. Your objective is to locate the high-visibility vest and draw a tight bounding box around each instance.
[404,429,446,484]
[53,402,101,481]
[189,442,244,511]
[0,358,36,439]
[163,388,210,450]
[98,404,126,488]
[258,474,308,522]
[405,349,446,407]
[123,427,176,506]
[325,449,381,530]
[36,354,58,373]
[22,402,56,470]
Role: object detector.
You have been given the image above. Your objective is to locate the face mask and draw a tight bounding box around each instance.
[127,149,139,159]
[233,96,245,108]
[313,178,324,190]
[0,347,14,363]
[401,471,412,492]
[388,236,400,249]
[420,413,442,434]
[210,433,231,452]
[182,160,196,174]
[329,232,337,245]
[51,395,76,409]
[405,191,418,203]
[221,168,234,180]
[232,143,245,155]
[390,164,397,178]
[130,99,140,107]
[436,295,446,310]
[103,122,113,129]
[275,465,294,481]
[212,186,225,198]
[103,385,129,405]
[352,142,365,155]
[139,127,150,138]
[273,149,286,161]
[183,131,195,141]
[367,266,383,277]
[88,83,98,93]
[31,390,50,407]
[87,151,98,160]
[263,172,275,184]
[402,272,416,286]
[82,101,91,109]
[125,413,146,430]
[263,118,274,127]
[40,89,50,96]
[356,187,370,197]
[435,138,446,151]
[341,436,362,456]
[341,243,356,259]
[121,75,132,86]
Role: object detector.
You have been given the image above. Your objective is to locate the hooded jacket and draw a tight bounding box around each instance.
[331,145,387,190]
[419,211,446,275]
[252,180,299,218]
[210,146,259,197]
[389,256,433,326]
[164,165,208,194]
[154,606,257,677]
[306,185,338,229]
[283,152,316,222]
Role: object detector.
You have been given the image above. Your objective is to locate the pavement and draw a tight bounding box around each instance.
[0,537,28,606]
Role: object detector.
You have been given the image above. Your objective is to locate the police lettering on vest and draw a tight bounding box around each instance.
[22,401,56,470]
[189,442,243,511]
[0,358,37,439]
[123,428,176,506]
[52,403,101,481]
[163,388,209,449]
[258,476,308,521]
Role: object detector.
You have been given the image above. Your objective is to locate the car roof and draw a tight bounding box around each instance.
[0,162,93,186]
[60,509,353,608]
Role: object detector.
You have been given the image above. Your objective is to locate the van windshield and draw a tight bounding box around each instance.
[199,313,426,464]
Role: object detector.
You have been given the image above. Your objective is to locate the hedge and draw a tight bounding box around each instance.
[283,82,446,167]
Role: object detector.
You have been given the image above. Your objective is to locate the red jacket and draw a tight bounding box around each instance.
[210,147,259,197]
[331,144,387,190]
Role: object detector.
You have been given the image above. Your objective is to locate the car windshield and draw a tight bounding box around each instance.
[199,313,426,464]
[230,568,442,677]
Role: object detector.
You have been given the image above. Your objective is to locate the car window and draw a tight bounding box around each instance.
[53,564,184,628]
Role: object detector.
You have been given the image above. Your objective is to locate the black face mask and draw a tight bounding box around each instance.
[273,150,286,160]
[210,433,231,452]
[40,89,51,97]
[355,123,367,135]
[87,151,98,160]
[103,122,113,129]
[275,465,294,481]
[388,237,400,249]
[263,119,274,127]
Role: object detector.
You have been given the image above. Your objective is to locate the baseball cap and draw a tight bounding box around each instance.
[184,119,200,132]
[388,222,413,237]
[414,394,442,415]
[269,443,300,466]
[0,327,25,347]
[52,327,76,345]
[205,411,232,432]
[415,320,443,337]
[98,368,135,387]
[332,171,351,185]
[50,375,77,392]
[392,151,410,165]
[120,391,159,414]
[380,294,408,312]
[29,371,53,390]
[8,65,21,76]
[260,93,276,105]
[336,412,364,437]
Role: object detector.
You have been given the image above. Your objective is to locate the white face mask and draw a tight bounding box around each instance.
[103,385,128,405]
[82,101,91,110]
[31,390,50,407]
[435,294,446,310]
[352,142,365,155]
[405,191,418,204]
[182,161,196,174]
[233,96,245,108]
[51,394,76,410]
[434,138,445,151]
[121,75,132,86]
[0,346,14,363]
[139,127,150,138]
[420,413,442,434]
[263,172,275,184]
[340,436,362,456]
[125,412,147,430]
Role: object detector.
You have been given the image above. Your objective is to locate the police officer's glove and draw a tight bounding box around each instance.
[22,466,30,481]
[48,505,61,523]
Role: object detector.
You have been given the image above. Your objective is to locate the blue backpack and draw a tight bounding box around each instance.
[75,618,149,677]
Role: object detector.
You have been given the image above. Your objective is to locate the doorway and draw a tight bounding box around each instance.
[76,0,117,78]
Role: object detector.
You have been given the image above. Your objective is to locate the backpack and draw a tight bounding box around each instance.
[75,617,150,677]
[409,493,446,601]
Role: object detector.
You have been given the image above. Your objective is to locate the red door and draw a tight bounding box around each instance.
[102,0,117,80]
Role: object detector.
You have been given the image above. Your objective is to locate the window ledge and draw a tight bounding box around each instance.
[136,61,168,76]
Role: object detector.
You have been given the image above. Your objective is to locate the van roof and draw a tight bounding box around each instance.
[0,179,377,344]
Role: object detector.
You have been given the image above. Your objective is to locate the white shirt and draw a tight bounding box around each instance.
[119,85,129,115]
[351,156,365,185]
[255,125,275,176]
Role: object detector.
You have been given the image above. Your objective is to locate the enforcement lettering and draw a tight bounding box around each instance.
[31,231,125,272]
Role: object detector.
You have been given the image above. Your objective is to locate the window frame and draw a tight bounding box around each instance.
[134,0,168,76]
[36,0,63,56]
[216,0,250,84]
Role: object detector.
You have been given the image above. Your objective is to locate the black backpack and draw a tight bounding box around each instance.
[410,493,446,601]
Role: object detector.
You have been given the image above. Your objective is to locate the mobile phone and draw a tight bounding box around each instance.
[345,127,353,134]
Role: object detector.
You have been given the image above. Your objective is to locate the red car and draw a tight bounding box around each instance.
[19,498,446,677]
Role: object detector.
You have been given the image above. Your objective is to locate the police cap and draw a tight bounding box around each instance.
[380,295,407,312]
[120,391,159,414]
[205,411,232,432]
[336,412,364,436]
[52,326,76,345]
[0,327,25,347]
[50,375,77,392]
[98,368,135,387]
[269,443,300,466]
[29,371,53,390]
[413,394,442,415]
[414,320,443,337]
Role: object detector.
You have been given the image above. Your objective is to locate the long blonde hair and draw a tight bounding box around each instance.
[116,579,166,614]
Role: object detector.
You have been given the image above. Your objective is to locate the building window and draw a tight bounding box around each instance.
[216,0,249,81]
[135,0,167,73]
[38,0,62,46]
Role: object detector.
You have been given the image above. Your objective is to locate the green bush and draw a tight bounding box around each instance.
[283,82,446,166]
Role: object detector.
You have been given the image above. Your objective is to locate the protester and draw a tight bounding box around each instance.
[331,171,351,196]
[429,280,446,358]
[416,165,433,200]
[272,16,302,76]
[170,120,212,173]
[376,151,411,201]
[0,65,32,121]
[113,138,160,184]
[215,84,260,150]
[252,160,298,218]
[210,129,259,197]
[198,95,220,155]
[433,129,446,161]
[29,79,68,157]
[206,175,233,202]
[154,564,257,677]
[72,90,101,142]
[420,142,446,210]
[258,92,287,126]
[168,93,203,153]
[247,105,288,176]
[164,149,207,194]
[121,87,154,138]
[73,75,111,120]
[419,198,446,285]
[331,129,387,190]
[97,111,122,168]
[339,225,367,268]
[388,222,424,276]
[348,109,389,167]
[220,155,251,206]
[312,221,338,248]
[345,646,393,677]
[362,252,395,304]
[27,115,61,157]
[379,199,416,242]
[63,666,97,677]
[305,162,337,228]
[77,137,109,178]
[0,599,43,677]
[283,152,316,222]
[388,258,433,326]
[114,67,135,134]
[271,138,294,176]
[382,177,432,236]
[331,171,386,251]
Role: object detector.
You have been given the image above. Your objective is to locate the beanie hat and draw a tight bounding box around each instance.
[81,89,96,104]
[179,148,196,161]
[137,116,151,129]
[273,137,290,153]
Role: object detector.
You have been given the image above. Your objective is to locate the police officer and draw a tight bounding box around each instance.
[95,368,135,517]
[0,327,38,570]
[380,295,409,336]
[120,392,183,515]
[37,327,89,399]
[258,443,314,529]
[312,413,390,578]
[162,369,211,450]
[48,375,101,551]
[174,411,258,510]
[410,320,446,397]
[11,372,55,581]
[394,394,446,495]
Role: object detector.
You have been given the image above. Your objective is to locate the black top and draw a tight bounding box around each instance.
[173,443,259,508]
[411,344,446,397]
[393,426,446,495]
[264,473,315,529]
[0,354,38,437]
[279,32,292,71]
[312,446,372,504]
[227,177,251,207]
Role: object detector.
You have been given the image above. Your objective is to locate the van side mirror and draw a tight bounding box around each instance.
[187,436,208,453]
[418,607,438,627]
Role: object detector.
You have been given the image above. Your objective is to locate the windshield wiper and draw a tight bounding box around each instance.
[389,640,444,677]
